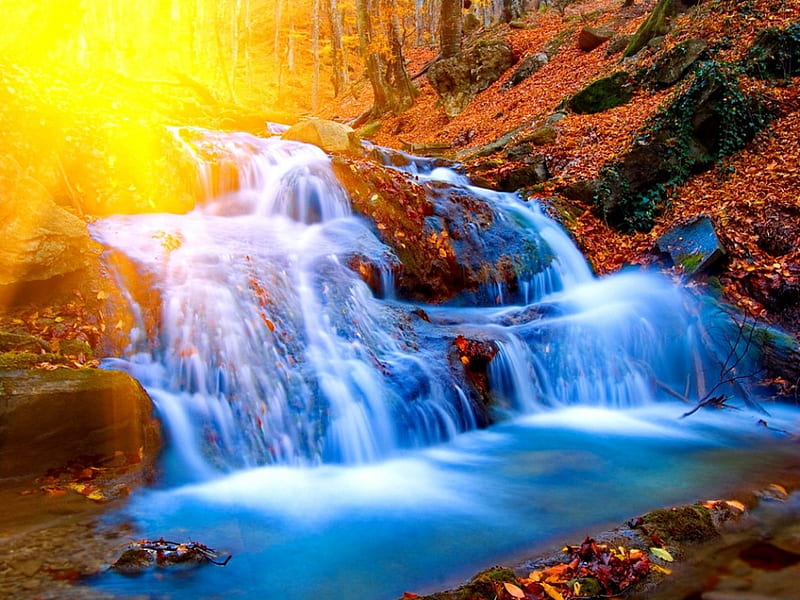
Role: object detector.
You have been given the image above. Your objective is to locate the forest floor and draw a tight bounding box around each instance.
[325,0,800,359]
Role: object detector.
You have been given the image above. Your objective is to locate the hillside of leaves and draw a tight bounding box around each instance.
[332,0,800,350]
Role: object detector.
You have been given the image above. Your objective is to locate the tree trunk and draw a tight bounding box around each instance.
[440,0,463,59]
[328,0,349,95]
[356,0,417,116]
[312,0,321,110]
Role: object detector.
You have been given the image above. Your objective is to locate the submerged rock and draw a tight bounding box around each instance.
[0,368,161,478]
[427,40,515,117]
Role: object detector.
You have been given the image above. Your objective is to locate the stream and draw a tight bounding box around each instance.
[86,128,800,599]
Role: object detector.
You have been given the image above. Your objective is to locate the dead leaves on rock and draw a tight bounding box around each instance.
[111,538,231,574]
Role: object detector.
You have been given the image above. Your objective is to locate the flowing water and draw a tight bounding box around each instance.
[87,128,800,599]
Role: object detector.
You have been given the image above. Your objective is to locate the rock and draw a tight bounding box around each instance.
[635,505,718,543]
[331,157,554,304]
[593,62,766,232]
[567,71,633,114]
[427,40,515,117]
[281,118,362,154]
[497,160,550,192]
[744,23,800,79]
[502,52,549,90]
[648,35,666,50]
[654,216,725,277]
[545,111,567,126]
[0,155,92,288]
[578,26,616,52]
[606,34,632,56]
[521,125,558,146]
[557,179,600,204]
[0,369,161,477]
[646,38,708,87]
[624,0,700,57]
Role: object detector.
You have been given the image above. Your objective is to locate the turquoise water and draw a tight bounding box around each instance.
[92,404,800,599]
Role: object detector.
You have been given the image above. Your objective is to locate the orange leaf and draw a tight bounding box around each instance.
[503,582,526,599]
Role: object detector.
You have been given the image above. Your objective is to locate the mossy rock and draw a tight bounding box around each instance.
[566,71,633,114]
[637,505,717,543]
[744,23,800,79]
[0,351,67,370]
[412,567,519,600]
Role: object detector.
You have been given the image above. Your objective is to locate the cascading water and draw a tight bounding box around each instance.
[93,127,759,475]
[88,127,799,600]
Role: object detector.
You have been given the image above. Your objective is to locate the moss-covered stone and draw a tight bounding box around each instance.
[411,567,519,600]
[744,23,800,79]
[0,352,67,370]
[624,0,689,57]
[637,505,717,543]
[566,71,633,114]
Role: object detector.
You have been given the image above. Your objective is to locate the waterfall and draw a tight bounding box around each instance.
[91,128,759,477]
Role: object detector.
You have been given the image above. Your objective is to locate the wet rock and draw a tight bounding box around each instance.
[744,23,800,79]
[331,157,553,304]
[281,118,363,155]
[578,26,616,52]
[654,216,725,277]
[636,505,718,544]
[646,37,708,87]
[502,52,549,90]
[0,155,92,289]
[0,369,161,478]
[427,40,515,117]
[452,335,498,414]
[566,71,634,114]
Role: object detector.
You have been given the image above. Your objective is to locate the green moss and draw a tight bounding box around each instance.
[624,0,677,57]
[358,121,382,139]
[0,352,67,370]
[412,567,519,600]
[639,505,717,543]
[675,252,703,273]
[567,71,633,114]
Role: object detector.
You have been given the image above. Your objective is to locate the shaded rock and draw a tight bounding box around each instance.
[0,155,92,288]
[452,335,499,414]
[281,118,362,154]
[744,23,800,79]
[606,34,633,56]
[0,369,161,477]
[427,40,515,117]
[331,157,554,304]
[648,35,666,50]
[567,71,633,114]
[519,125,557,146]
[578,26,616,52]
[635,505,717,543]
[646,37,708,87]
[502,52,549,90]
[654,216,725,277]
[593,62,768,232]
[624,0,701,57]
[557,179,600,204]
[497,160,550,192]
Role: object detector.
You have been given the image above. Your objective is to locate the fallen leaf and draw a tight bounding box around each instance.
[503,582,525,598]
[541,581,564,600]
[650,547,674,562]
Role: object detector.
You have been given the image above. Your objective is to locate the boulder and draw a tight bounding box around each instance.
[624,0,701,57]
[0,368,161,477]
[646,38,708,87]
[0,155,92,288]
[654,216,725,277]
[502,52,549,90]
[578,26,616,52]
[427,40,515,117]
[567,71,633,114]
[606,34,632,56]
[497,159,550,192]
[281,118,363,154]
[331,157,554,304]
[744,23,800,79]
[521,125,558,146]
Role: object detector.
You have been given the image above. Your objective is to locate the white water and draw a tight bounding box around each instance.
[92,128,761,474]
[87,128,798,600]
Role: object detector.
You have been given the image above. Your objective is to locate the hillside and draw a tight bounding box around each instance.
[330,0,800,354]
